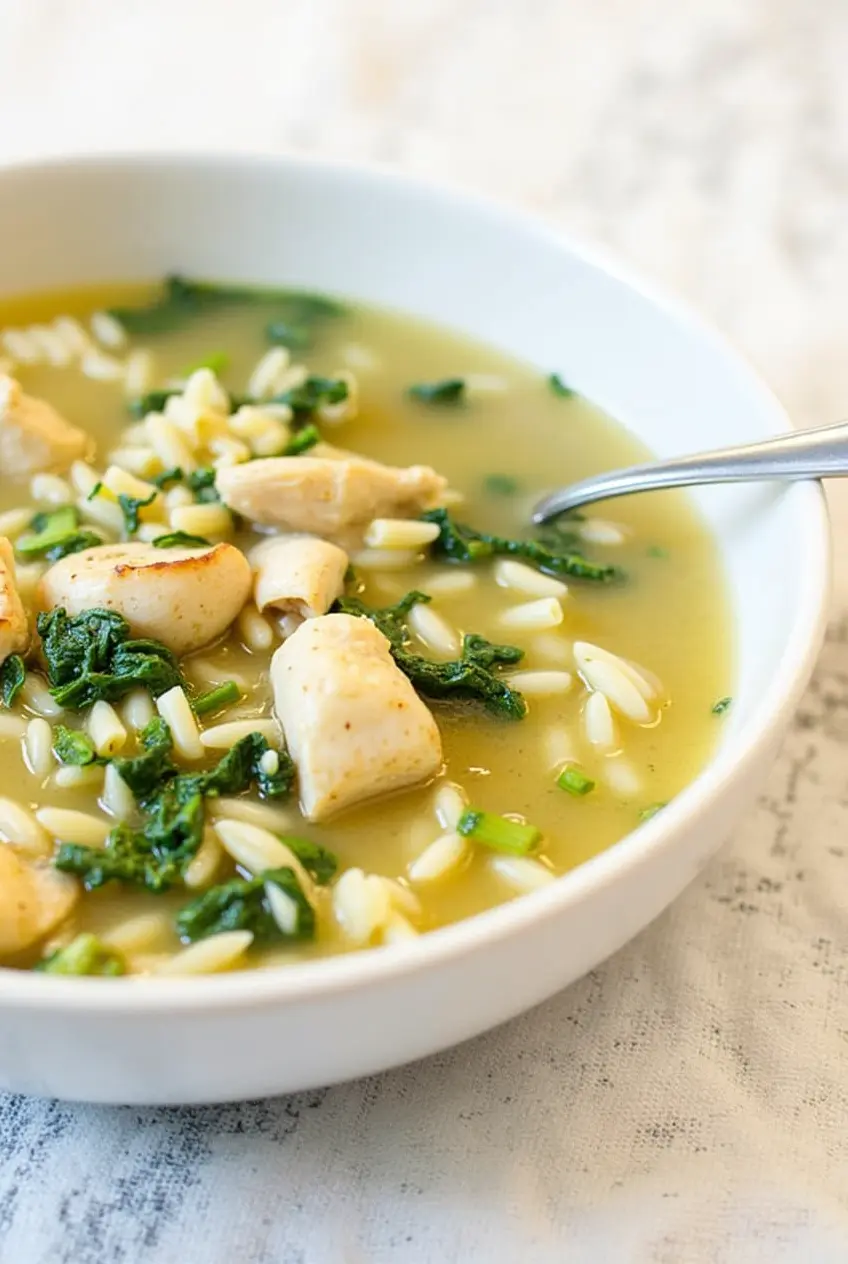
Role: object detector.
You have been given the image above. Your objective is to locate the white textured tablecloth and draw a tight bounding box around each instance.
[1,3,847,1260]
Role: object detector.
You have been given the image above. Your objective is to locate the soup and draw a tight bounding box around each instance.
[0,280,730,977]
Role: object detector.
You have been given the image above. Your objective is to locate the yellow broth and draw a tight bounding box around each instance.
[0,283,731,973]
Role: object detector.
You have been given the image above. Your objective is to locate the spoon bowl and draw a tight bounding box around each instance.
[533,419,848,522]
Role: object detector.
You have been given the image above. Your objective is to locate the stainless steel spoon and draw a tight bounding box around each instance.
[532,419,848,524]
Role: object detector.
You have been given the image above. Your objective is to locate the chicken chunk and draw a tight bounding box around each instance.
[0,846,79,958]
[0,537,29,663]
[216,452,447,538]
[251,535,348,624]
[39,541,251,656]
[271,613,443,821]
[0,375,88,477]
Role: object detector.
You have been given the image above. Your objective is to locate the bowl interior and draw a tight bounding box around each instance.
[0,154,828,1011]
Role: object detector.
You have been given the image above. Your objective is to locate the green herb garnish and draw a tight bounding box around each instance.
[639,802,667,822]
[187,467,220,503]
[117,490,157,535]
[549,373,574,398]
[35,933,125,976]
[408,378,465,406]
[457,808,541,854]
[152,467,184,489]
[265,320,311,351]
[335,591,526,720]
[270,375,348,421]
[0,654,26,708]
[484,474,520,496]
[128,389,177,419]
[556,764,595,797]
[712,697,732,715]
[423,508,619,582]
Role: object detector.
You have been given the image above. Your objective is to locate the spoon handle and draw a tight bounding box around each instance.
[532,419,848,522]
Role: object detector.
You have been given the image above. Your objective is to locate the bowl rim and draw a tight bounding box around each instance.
[0,149,830,1012]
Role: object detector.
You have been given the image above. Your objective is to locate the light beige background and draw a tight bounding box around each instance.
[0,3,846,1261]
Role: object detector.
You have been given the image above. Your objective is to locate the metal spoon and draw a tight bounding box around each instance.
[532,419,848,524]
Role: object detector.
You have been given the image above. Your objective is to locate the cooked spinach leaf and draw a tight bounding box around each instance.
[408,378,465,406]
[37,607,184,709]
[175,867,315,943]
[422,508,619,582]
[283,837,338,886]
[35,933,125,976]
[57,726,296,893]
[0,654,26,708]
[335,592,526,720]
[53,725,99,767]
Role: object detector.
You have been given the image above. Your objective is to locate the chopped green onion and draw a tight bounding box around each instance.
[15,507,100,562]
[484,474,519,496]
[457,807,541,854]
[638,802,667,822]
[408,378,465,406]
[87,481,104,501]
[35,933,125,976]
[152,531,211,549]
[712,696,732,715]
[556,764,595,797]
[549,373,575,398]
[193,681,242,717]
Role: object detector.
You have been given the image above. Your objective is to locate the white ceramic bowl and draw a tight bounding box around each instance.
[0,154,829,1104]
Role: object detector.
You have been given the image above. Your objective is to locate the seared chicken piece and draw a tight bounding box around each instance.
[39,541,251,656]
[216,453,447,537]
[0,537,29,663]
[250,535,348,624]
[0,847,78,958]
[271,613,442,821]
[0,375,88,476]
